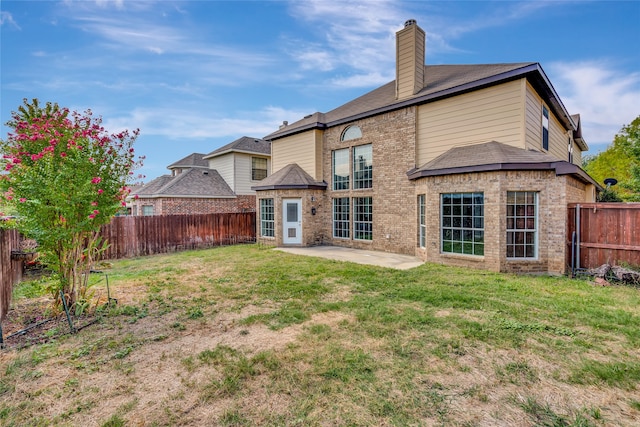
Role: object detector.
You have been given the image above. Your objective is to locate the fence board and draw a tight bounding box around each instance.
[567,203,640,270]
[98,212,256,260]
[1,229,22,322]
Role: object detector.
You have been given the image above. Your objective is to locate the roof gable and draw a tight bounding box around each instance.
[204,136,270,159]
[167,153,208,170]
[135,168,235,198]
[266,63,578,141]
[252,163,326,191]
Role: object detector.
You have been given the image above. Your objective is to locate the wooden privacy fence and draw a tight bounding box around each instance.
[98,212,256,260]
[1,229,22,323]
[567,203,640,271]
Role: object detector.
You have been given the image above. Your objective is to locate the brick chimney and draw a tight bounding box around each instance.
[396,19,425,99]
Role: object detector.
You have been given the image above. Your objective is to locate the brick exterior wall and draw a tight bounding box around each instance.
[131,195,255,216]
[258,104,591,275]
[322,108,418,253]
[414,170,587,275]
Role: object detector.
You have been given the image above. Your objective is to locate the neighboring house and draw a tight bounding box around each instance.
[253,19,599,275]
[131,137,270,215]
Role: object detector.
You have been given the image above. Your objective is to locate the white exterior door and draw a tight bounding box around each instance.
[282,199,302,245]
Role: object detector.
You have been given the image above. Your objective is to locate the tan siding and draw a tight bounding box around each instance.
[524,84,542,151]
[271,130,320,179]
[525,82,571,161]
[548,114,567,160]
[233,153,270,195]
[396,24,424,99]
[416,79,525,166]
[208,153,235,191]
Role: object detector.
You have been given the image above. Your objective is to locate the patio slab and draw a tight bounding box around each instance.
[274,246,423,270]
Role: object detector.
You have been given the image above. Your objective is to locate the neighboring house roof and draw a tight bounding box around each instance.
[407,141,599,187]
[135,168,235,198]
[251,163,327,191]
[203,136,270,159]
[266,63,585,150]
[167,153,208,170]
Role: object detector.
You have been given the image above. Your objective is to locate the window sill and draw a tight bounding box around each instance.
[440,253,485,262]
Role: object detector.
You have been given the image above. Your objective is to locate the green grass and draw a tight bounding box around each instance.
[2,244,639,426]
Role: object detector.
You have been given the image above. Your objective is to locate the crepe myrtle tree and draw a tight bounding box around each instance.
[0,99,143,310]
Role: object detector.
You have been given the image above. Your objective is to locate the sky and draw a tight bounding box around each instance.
[1,0,639,182]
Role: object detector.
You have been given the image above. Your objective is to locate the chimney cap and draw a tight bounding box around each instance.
[404,19,416,27]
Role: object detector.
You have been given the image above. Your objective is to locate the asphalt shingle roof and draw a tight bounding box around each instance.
[204,136,270,159]
[251,163,327,191]
[266,63,540,140]
[167,153,208,169]
[135,168,235,198]
[407,141,598,187]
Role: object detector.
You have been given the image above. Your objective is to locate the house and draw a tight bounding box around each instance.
[131,137,270,215]
[253,19,599,275]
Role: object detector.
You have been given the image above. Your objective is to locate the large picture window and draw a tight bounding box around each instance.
[418,194,426,248]
[260,198,275,237]
[353,144,372,189]
[441,193,484,256]
[353,197,373,240]
[332,148,350,190]
[252,157,268,181]
[332,198,350,238]
[506,191,537,258]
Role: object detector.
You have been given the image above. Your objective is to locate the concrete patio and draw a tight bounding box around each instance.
[274,246,424,270]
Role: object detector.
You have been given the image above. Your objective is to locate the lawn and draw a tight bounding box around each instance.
[1,244,639,426]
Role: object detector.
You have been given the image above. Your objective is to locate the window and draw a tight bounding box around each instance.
[353,144,372,189]
[568,136,574,163]
[252,157,268,181]
[332,148,350,190]
[260,198,275,237]
[341,125,362,141]
[353,197,373,240]
[418,194,426,248]
[332,198,350,238]
[542,106,549,151]
[142,205,154,216]
[441,193,484,256]
[506,191,537,258]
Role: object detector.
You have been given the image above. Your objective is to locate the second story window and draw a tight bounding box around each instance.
[353,144,372,189]
[568,136,574,163]
[332,148,350,190]
[252,157,268,180]
[341,125,362,142]
[542,106,549,151]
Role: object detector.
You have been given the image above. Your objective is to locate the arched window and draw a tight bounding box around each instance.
[341,125,362,142]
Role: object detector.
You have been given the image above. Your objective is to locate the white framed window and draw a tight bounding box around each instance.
[506,191,538,258]
[341,125,362,142]
[252,157,268,181]
[568,136,574,163]
[332,198,350,238]
[142,205,154,216]
[542,106,549,151]
[260,198,275,238]
[332,148,350,190]
[418,194,426,248]
[353,144,372,189]
[353,197,373,241]
[441,193,484,256]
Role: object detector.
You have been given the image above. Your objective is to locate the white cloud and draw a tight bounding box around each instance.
[548,61,640,151]
[0,11,21,29]
[101,106,311,140]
